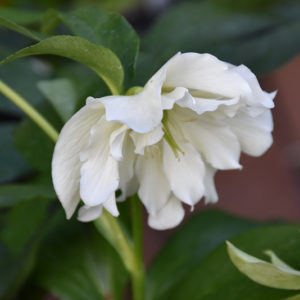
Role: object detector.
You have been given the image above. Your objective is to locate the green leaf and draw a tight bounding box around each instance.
[0,123,31,184]
[0,16,42,41]
[35,218,128,300]
[0,35,124,95]
[37,78,78,122]
[0,198,52,299]
[60,7,139,88]
[227,241,300,290]
[146,210,259,300]
[0,184,55,207]
[138,1,300,83]
[0,8,43,25]
[150,222,300,300]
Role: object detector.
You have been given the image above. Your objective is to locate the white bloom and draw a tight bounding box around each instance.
[52,52,275,230]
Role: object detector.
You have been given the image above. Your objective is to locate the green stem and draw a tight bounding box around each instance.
[94,211,135,274]
[131,195,145,300]
[0,80,59,142]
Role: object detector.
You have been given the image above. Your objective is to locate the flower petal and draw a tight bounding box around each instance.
[52,99,104,218]
[77,204,103,222]
[182,117,241,170]
[100,61,170,134]
[136,147,170,215]
[110,124,128,160]
[130,124,164,155]
[103,193,119,216]
[163,140,205,206]
[229,64,275,109]
[164,53,250,98]
[203,164,218,204]
[148,195,185,230]
[118,135,138,201]
[80,116,120,206]
[228,110,273,156]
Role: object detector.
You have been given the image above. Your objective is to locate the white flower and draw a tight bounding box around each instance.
[52,52,275,230]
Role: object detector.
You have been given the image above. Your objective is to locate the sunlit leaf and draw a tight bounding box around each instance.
[0,35,124,95]
[227,241,300,290]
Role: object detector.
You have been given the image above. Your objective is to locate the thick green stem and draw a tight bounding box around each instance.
[0,80,59,142]
[130,195,145,300]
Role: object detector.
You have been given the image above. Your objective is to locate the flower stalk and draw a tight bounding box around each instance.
[1,80,145,300]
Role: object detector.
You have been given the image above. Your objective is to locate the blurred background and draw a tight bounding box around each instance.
[0,0,300,298]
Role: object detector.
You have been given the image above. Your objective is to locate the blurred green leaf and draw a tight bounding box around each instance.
[0,8,43,25]
[211,0,283,11]
[0,46,49,116]
[37,78,78,122]
[13,104,62,179]
[0,16,42,41]
[35,217,128,300]
[138,1,300,84]
[147,210,259,300]
[0,198,52,299]
[0,184,54,207]
[0,35,124,94]
[0,123,31,184]
[60,7,139,88]
[148,220,300,300]
[40,9,61,35]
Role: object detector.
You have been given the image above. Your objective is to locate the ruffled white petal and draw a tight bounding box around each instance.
[110,124,128,160]
[130,124,164,155]
[164,53,250,98]
[163,140,205,206]
[229,64,275,109]
[203,165,218,204]
[176,90,240,116]
[182,117,241,170]
[80,116,120,206]
[228,110,273,156]
[118,135,138,201]
[103,193,119,216]
[136,149,170,215]
[52,100,104,218]
[77,204,103,222]
[148,195,185,230]
[100,63,168,134]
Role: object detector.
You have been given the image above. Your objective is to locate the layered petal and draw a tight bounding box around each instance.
[203,164,218,204]
[100,57,171,133]
[164,53,250,98]
[77,204,103,222]
[80,116,120,206]
[118,134,138,201]
[130,124,164,155]
[229,64,275,109]
[52,99,104,218]
[136,146,170,215]
[163,140,205,206]
[110,124,128,160]
[181,116,241,170]
[228,110,273,156]
[103,193,119,216]
[148,195,185,230]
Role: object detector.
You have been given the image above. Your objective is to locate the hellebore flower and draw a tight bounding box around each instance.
[52,52,275,230]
